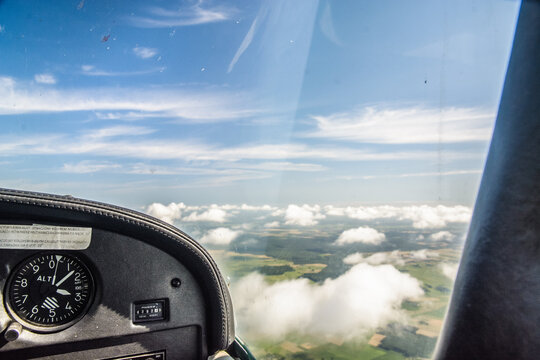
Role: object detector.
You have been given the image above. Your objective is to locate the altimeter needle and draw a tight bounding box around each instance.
[56,288,71,296]
[51,255,61,285]
[55,270,74,287]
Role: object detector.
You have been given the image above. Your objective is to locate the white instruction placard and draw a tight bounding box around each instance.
[0,224,92,250]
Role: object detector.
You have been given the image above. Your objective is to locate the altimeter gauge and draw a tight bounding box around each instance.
[4,253,95,332]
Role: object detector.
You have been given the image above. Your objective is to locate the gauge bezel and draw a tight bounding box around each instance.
[3,251,96,333]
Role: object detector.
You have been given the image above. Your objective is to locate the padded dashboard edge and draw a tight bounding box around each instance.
[0,188,235,355]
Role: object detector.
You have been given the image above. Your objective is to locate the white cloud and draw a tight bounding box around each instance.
[305,106,494,144]
[339,169,483,181]
[34,73,57,84]
[284,204,325,226]
[409,249,439,260]
[230,161,326,172]
[200,227,240,246]
[61,161,121,174]
[0,25,5,33]
[334,227,386,246]
[133,46,158,59]
[343,250,437,266]
[430,231,456,242]
[363,252,403,265]
[325,205,471,229]
[183,208,228,222]
[0,76,255,122]
[230,263,423,340]
[145,203,278,224]
[343,252,364,265]
[129,2,234,28]
[440,263,459,280]
[85,126,156,139]
[263,221,280,228]
[81,65,164,77]
[340,205,399,221]
[146,202,186,224]
[239,204,277,211]
[400,205,471,229]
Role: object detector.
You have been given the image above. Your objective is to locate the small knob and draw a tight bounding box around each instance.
[4,322,22,342]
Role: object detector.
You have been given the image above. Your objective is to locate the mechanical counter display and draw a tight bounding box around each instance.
[4,253,95,332]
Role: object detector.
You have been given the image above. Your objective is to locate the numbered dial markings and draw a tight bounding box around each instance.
[6,253,94,331]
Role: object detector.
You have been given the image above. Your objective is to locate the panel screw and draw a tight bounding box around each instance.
[4,322,22,342]
[171,278,181,288]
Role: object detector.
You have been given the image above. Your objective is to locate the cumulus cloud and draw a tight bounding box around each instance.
[334,227,386,246]
[34,73,57,84]
[133,46,158,59]
[264,221,280,228]
[238,204,277,211]
[409,249,439,260]
[440,263,459,280]
[183,208,228,222]
[325,204,471,229]
[144,202,282,224]
[399,205,471,229]
[200,227,240,245]
[343,249,438,266]
[430,231,456,242]
[146,202,186,224]
[343,251,403,266]
[230,263,423,340]
[343,252,364,265]
[284,204,325,226]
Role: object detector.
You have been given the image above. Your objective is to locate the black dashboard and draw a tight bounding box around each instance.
[0,189,235,360]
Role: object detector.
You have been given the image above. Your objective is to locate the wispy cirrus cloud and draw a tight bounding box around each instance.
[84,125,156,139]
[0,133,477,164]
[0,76,256,122]
[334,169,483,181]
[128,1,235,28]
[34,73,57,84]
[81,65,165,77]
[61,161,121,174]
[304,106,495,144]
[133,46,158,59]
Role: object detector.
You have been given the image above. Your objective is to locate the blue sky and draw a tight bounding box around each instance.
[0,0,520,209]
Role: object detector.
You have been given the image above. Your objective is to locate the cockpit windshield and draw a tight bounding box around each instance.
[0,0,521,358]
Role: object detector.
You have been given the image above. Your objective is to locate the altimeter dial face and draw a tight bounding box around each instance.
[5,253,95,332]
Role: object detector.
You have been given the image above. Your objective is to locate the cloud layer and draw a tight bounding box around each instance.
[326,204,471,229]
[145,202,471,232]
